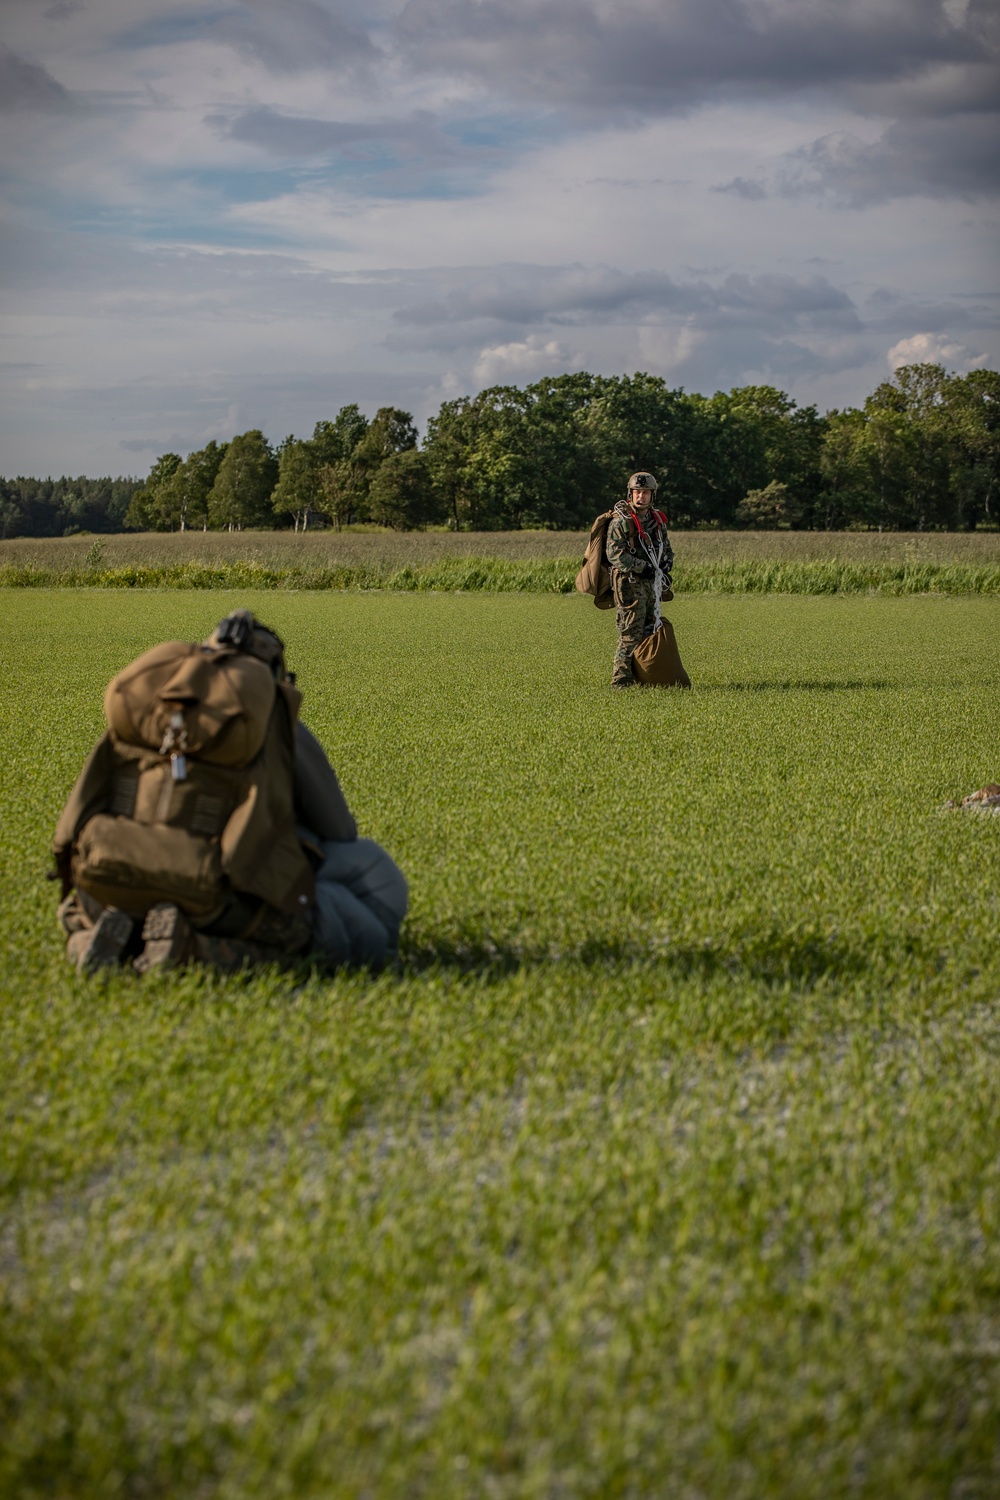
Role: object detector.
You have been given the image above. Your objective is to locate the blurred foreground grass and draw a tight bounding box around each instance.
[2,590,1000,1498]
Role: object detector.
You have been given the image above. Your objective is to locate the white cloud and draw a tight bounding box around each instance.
[0,0,997,472]
[474,337,578,384]
[887,332,988,371]
[636,322,705,374]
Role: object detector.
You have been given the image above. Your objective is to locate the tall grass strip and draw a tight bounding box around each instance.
[3,556,1000,594]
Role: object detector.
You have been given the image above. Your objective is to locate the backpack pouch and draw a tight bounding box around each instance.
[73,813,225,920]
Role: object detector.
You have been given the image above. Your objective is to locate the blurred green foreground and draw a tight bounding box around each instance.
[1,591,999,1499]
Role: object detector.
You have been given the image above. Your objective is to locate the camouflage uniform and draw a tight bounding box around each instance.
[606,503,673,687]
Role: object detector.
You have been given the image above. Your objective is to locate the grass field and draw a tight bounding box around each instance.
[5,527,1000,570]
[3,528,1000,596]
[2,589,1000,1497]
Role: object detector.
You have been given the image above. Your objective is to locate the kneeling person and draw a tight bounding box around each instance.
[54,609,407,975]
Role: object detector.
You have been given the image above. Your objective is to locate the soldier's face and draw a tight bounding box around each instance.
[631,487,653,511]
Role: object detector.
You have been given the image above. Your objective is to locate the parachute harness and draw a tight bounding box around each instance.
[616,500,669,631]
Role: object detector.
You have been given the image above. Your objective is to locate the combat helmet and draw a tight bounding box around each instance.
[204,608,290,681]
[627,471,658,496]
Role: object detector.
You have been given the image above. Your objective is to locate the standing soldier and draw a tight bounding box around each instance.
[606,471,673,689]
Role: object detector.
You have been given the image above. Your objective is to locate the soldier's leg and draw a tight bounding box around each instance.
[135,901,311,974]
[58,885,105,937]
[190,932,281,973]
[640,578,658,637]
[58,891,91,938]
[611,573,646,687]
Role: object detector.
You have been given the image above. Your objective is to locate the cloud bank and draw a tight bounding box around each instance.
[0,0,996,472]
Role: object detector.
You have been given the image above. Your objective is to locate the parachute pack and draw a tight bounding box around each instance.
[575,508,673,609]
[574,510,615,608]
[53,641,315,924]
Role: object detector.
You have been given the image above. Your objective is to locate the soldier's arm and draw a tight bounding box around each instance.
[606,516,644,573]
[294,722,358,842]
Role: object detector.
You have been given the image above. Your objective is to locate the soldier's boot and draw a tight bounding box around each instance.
[67,907,135,975]
[610,674,634,690]
[134,903,195,974]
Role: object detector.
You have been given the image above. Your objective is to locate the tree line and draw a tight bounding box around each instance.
[2,363,997,537]
[0,475,142,540]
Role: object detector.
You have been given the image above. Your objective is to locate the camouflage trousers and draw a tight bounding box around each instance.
[59,836,407,975]
[611,571,658,686]
[59,885,313,974]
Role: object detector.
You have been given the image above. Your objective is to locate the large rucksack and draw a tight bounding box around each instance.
[53,641,315,923]
[575,511,615,608]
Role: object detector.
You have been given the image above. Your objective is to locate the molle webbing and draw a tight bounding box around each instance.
[60,640,314,921]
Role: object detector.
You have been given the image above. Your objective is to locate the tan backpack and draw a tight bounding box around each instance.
[54,641,315,923]
[575,511,615,608]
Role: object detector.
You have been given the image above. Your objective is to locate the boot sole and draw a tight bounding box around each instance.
[76,908,135,976]
[135,903,193,973]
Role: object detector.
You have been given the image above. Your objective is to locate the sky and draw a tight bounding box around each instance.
[1,0,998,477]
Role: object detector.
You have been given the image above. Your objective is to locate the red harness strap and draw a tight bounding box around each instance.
[631,507,668,544]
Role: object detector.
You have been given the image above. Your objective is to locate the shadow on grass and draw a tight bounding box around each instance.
[697,679,894,693]
[399,926,872,989]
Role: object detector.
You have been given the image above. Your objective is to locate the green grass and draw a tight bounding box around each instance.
[3,527,1000,596]
[4,553,1000,596]
[2,590,1000,1497]
[5,527,1000,571]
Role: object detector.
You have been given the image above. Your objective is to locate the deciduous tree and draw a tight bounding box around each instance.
[272,438,317,531]
[207,431,278,530]
[124,453,183,531]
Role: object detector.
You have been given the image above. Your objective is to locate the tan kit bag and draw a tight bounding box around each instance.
[54,641,315,922]
[632,619,691,688]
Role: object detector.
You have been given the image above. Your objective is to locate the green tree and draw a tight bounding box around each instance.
[367,449,441,529]
[940,368,1000,528]
[312,406,369,470]
[160,441,228,531]
[271,437,317,531]
[312,405,371,530]
[858,398,914,531]
[585,375,721,525]
[320,407,419,528]
[513,373,608,528]
[355,407,418,467]
[689,385,826,527]
[422,398,473,529]
[444,386,532,530]
[207,430,278,530]
[424,377,608,530]
[124,453,183,530]
[0,480,20,540]
[819,409,870,529]
[855,367,954,530]
[736,481,799,528]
